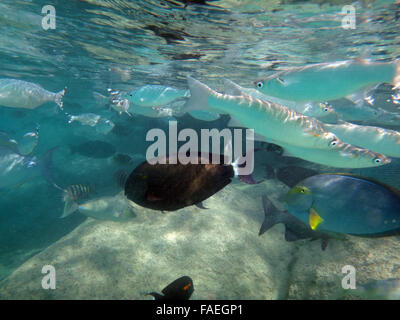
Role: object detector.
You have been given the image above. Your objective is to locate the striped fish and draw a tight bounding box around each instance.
[61,184,95,218]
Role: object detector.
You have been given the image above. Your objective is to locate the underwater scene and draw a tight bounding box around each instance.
[0,0,400,300]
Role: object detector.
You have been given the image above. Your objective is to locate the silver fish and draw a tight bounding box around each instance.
[110,98,132,117]
[68,113,101,126]
[254,59,400,102]
[0,79,65,109]
[277,141,390,169]
[324,121,400,158]
[185,76,389,168]
[0,131,57,189]
[76,192,136,222]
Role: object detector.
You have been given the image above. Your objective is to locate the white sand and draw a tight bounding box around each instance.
[1,180,399,300]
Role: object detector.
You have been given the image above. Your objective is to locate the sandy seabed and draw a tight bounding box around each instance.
[1,180,400,300]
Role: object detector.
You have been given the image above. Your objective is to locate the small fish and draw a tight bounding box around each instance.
[110,98,132,117]
[95,118,115,135]
[124,152,258,211]
[328,97,399,124]
[124,85,190,108]
[148,276,194,300]
[277,141,390,168]
[63,184,94,202]
[72,192,136,222]
[0,79,65,109]
[68,113,101,127]
[324,121,400,158]
[333,278,400,300]
[284,173,400,236]
[254,59,400,102]
[259,195,342,251]
[0,130,57,190]
[69,140,116,159]
[61,183,95,218]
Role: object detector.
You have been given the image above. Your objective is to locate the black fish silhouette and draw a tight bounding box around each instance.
[125,152,257,211]
[148,276,194,300]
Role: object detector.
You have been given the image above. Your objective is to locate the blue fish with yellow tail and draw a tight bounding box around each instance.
[284,173,400,236]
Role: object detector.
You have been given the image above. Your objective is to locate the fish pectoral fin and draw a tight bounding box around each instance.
[309,207,323,230]
[195,202,208,210]
[321,237,329,251]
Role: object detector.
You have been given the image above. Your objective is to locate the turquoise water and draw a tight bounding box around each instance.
[0,0,400,300]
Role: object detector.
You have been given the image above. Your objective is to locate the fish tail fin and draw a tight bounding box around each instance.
[232,145,263,184]
[39,146,63,190]
[20,124,40,156]
[67,114,74,124]
[265,164,277,180]
[184,76,213,112]
[93,91,108,106]
[54,87,66,110]
[61,198,79,218]
[394,60,400,90]
[259,195,284,236]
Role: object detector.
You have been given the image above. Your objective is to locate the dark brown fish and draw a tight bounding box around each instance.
[125,152,242,211]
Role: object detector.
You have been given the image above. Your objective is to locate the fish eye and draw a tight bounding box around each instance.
[329,139,338,148]
[374,158,382,164]
[256,81,264,88]
[300,188,305,193]
[319,102,329,112]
